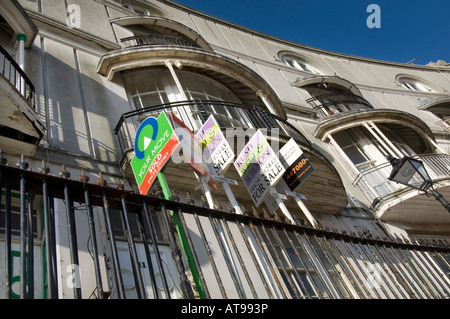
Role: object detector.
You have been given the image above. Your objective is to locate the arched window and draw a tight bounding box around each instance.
[279,53,321,74]
[397,75,434,93]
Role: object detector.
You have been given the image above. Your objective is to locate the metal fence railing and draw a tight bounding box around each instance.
[1,163,449,299]
[120,34,200,49]
[306,93,373,119]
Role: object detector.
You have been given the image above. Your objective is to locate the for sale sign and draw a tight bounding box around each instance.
[130,112,179,195]
[279,139,314,191]
[196,115,234,176]
[234,130,285,207]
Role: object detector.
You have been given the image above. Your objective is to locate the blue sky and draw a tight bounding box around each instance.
[175,0,450,65]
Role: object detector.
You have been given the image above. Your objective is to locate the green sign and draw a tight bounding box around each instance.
[130,112,179,195]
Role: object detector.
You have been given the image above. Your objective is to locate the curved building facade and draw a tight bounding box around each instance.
[0,0,449,299]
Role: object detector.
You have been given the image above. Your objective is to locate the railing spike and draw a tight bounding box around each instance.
[16,154,29,170]
[39,160,51,175]
[115,179,125,190]
[201,195,208,208]
[97,172,107,187]
[58,164,70,179]
[186,191,194,205]
[171,191,180,202]
[251,206,259,218]
[214,199,222,211]
[0,150,7,165]
[78,169,89,184]
[262,208,271,220]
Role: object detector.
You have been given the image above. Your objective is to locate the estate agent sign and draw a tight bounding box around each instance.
[131,112,179,195]
[234,130,285,207]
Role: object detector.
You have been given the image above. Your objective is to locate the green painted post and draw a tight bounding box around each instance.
[157,172,207,299]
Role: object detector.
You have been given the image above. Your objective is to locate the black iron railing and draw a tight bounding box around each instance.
[352,154,450,207]
[120,34,200,49]
[114,100,312,154]
[306,93,373,119]
[1,162,449,299]
[0,45,36,110]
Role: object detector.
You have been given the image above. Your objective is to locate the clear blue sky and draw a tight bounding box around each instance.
[174,0,450,65]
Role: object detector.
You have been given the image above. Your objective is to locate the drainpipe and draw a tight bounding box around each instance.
[17,33,26,70]
[17,33,26,96]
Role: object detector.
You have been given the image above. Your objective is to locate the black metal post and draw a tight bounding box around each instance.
[83,189,104,299]
[193,211,228,298]
[208,215,246,298]
[49,196,58,297]
[63,183,82,299]
[234,218,273,298]
[101,191,125,299]
[258,221,301,298]
[42,179,56,299]
[27,193,34,299]
[19,173,27,299]
[5,184,12,299]
[221,218,258,298]
[174,206,211,299]
[159,204,195,299]
[247,221,287,298]
[141,200,172,298]
[120,195,146,299]
[137,209,160,299]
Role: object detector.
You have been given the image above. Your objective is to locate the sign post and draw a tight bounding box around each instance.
[196,115,242,213]
[277,139,318,228]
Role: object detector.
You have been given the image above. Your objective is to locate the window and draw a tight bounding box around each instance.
[123,68,252,128]
[397,76,434,93]
[118,0,151,15]
[280,53,321,74]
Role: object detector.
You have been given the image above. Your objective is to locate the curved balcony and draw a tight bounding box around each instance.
[353,154,450,225]
[114,100,311,156]
[306,92,373,120]
[0,45,44,156]
[120,34,201,49]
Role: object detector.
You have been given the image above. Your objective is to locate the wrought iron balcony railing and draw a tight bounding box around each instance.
[306,93,373,119]
[114,100,312,154]
[352,154,450,207]
[0,45,36,110]
[436,116,450,131]
[120,34,200,49]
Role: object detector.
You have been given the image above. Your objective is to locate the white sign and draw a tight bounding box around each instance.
[279,138,314,191]
[234,130,285,207]
[196,115,234,176]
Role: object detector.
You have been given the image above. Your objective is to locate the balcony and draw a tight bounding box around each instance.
[306,93,373,120]
[120,34,201,49]
[353,154,450,225]
[0,45,44,156]
[115,100,311,157]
